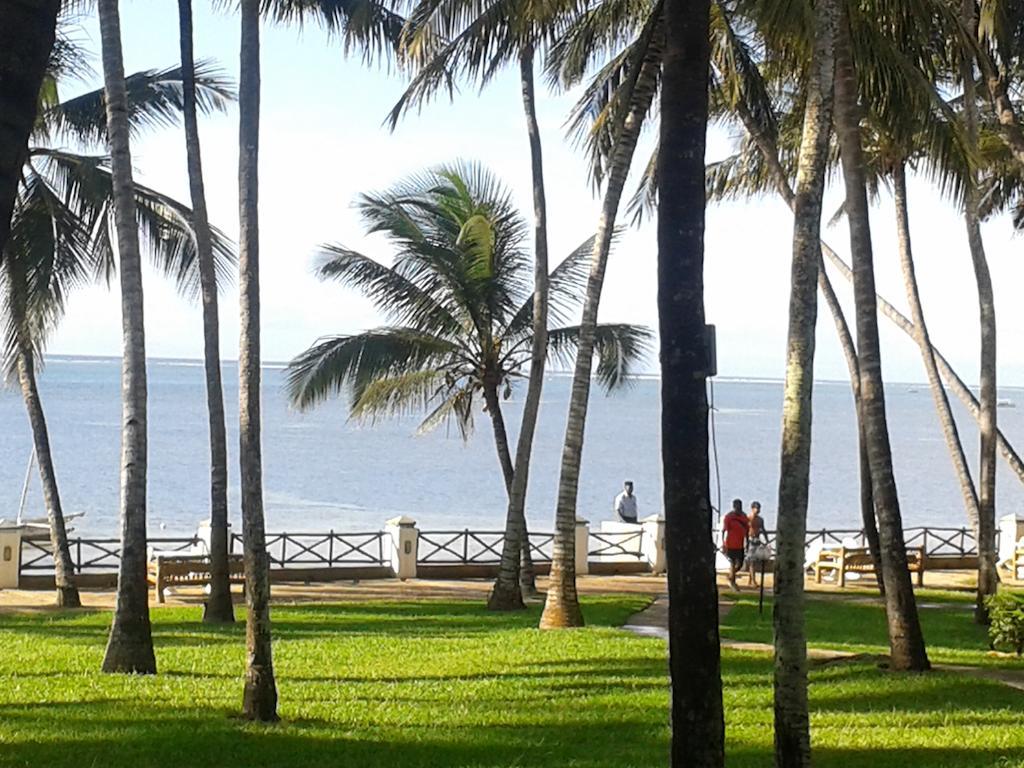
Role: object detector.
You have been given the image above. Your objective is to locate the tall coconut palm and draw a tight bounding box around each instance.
[832,3,928,671]
[658,0,722,762]
[238,0,277,721]
[772,0,836,763]
[540,0,664,630]
[0,0,60,256]
[8,47,236,611]
[97,0,155,674]
[285,163,650,511]
[390,0,577,605]
[178,0,233,624]
[959,0,998,622]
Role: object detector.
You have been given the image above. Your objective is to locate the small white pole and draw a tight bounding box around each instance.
[16,448,36,525]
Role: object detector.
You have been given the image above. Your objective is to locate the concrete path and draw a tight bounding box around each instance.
[623,594,1024,692]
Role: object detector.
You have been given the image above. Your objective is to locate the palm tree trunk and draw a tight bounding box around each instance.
[833,7,928,672]
[0,0,60,257]
[540,10,663,631]
[773,1,835,761]
[178,0,234,625]
[659,0,722,763]
[959,6,999,622]
[976,48,1024,167]
[734,96,1024,491]
[488,46,548,611]
[733,99,883,584]
[818,242,1024,484]
[483,380,516,491]
[97,0,157,676]
[892,162,980,537]
[818,269,883,593]
[12,332,80,608]
[238,0,277,721]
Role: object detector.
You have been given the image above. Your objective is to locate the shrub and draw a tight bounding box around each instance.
[985,592,1024,655]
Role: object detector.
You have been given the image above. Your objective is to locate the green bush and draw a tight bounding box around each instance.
[985,592,1024,655]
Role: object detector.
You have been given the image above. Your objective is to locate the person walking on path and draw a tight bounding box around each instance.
[746,501,769,587]
[722,499,750,591]
[614,481,639,524]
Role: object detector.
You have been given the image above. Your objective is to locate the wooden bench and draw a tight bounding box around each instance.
[813,546,924,587]
[148,554,245,603]
[1012,546,1024,580]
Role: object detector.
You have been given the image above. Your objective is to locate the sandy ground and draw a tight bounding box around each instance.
[0,568,984,613]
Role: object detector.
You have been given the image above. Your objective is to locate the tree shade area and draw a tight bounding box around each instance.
[1,595,1023,767]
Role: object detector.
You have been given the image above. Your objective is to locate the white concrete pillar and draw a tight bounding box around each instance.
[195,520,212,554]
[0,527,23,588]
[640,515,666,574]
[385,515,418,580]
[575,517,590,575]
[999,513,1024,572]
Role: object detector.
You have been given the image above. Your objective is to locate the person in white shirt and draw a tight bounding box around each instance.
[614,481,638,523]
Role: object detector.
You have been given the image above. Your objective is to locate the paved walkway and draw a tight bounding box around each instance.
[0,573,668,612]
[623,595,1024,692]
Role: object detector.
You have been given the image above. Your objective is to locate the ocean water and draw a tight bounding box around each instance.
[1,356,1022,537]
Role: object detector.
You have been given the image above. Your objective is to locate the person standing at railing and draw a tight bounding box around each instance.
[614,481,639,524]
[721,499,749,591]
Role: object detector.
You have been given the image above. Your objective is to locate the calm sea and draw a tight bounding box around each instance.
[1,356,1022,537]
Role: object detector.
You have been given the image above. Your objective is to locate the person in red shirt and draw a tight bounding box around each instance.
[722,498,750,591]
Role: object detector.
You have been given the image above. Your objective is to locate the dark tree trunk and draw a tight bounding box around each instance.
[489,46,548,611]
[12,329,80,607]
[178,0,234,625]
[732,96,883,590]
[772,0,836,763]
[238,0,277,721]
[660,0,722,764]
[833,7,929,671]
[892,163,979,534]
[98,0,157,676]
[541,11,663,631]
[959,2,998,621]
[817,269,884,593]
[0,0,59,257]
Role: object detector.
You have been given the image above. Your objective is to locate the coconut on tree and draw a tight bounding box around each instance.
[286,162,651,535]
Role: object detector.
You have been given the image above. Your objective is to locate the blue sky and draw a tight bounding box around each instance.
[46,2,1024,385]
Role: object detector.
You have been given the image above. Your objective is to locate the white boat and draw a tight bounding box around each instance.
[998,398,1016,408]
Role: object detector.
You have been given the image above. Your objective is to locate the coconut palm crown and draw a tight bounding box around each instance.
[286,162,652,438]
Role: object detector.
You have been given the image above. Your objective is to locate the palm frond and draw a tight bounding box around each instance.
[261,0,406,62]
[285,327,461,410]
[546,322,653,390]
[40,61,235,147]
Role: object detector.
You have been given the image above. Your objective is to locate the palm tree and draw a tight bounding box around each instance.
[772,0,836,763]
[178,0,234,624]
[238,0,277,722]
[959,0,998,622]
[832,2,928,671]
[658,0,722,763]
[0,0,60,256]
[7,42,236,611]
[285,163,650,518]
[391,0,572,605]
[97,0,155,674]
[540,0,664,630]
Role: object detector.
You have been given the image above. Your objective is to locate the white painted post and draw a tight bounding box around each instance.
[575,517,590,576]
[998,513,1024,573]
[385,515,418,580]
[0,526,24,588]
[195,520,212,554]
[640,514,666,574]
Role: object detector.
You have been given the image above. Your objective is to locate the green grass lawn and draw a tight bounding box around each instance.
[1,594,1023,767]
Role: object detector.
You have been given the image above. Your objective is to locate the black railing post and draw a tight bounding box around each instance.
[328,530,334,567]
[463,528,469,564]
